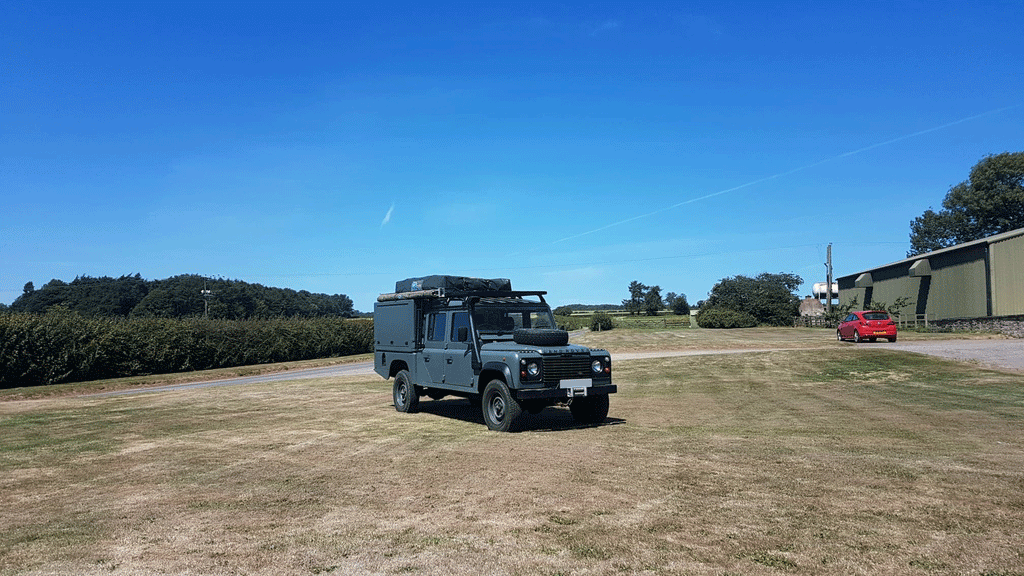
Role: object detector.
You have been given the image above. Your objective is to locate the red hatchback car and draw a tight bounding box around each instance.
[837,310,898,343]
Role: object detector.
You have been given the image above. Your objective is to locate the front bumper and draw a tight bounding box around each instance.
[514,384,617,400]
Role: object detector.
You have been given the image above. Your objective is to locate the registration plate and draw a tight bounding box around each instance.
[560,378,593,388]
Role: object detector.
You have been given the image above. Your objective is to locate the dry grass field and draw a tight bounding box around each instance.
[2,329,1023,575]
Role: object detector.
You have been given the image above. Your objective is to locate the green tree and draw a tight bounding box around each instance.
[664,292,690,315]
[643,285,663,316]
[702,272,802,327]
[622,281,647,316]
[909,152,1024,256]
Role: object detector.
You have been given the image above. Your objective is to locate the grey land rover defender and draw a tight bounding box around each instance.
[373,276,616,432]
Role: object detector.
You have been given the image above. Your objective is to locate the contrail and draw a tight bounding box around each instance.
[380,202,395,228]
[554,104,1020,244]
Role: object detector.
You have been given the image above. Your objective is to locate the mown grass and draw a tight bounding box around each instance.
[1,333,1023,575]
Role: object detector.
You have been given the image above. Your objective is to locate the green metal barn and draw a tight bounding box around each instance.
[837,227,1024,322]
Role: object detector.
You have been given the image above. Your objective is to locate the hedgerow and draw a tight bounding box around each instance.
[0,308,373,388]
[694,307,758,329]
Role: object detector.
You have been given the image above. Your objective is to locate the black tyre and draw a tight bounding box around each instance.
[513,328,569,346]
[836,330,843,342]
[854,330,863,343]
[481,379,525,432]
[393,370,419,413]
[569,394,609,425]
[888,337,897,343]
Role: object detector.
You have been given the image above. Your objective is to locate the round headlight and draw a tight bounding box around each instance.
[592,359,603,373]
[527,362,540,377]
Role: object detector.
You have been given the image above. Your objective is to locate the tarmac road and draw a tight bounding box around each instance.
[90,338,1023,398]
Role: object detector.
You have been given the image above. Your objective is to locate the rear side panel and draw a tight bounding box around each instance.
[374,300,419,352]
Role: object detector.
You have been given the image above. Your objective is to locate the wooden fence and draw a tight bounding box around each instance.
[793,316,834,328]
[897,313,933,328]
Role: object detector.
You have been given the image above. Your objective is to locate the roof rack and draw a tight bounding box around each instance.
[377,289,547,303]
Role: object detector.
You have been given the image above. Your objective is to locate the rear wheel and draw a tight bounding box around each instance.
[482,380,525,432]
[393,370,419,413]
[854,330,863,343]
[888,337,897,343]
[570,394,610,425]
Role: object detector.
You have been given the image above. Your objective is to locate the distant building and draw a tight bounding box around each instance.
[799,296,825,317]
[837,227,1024,321]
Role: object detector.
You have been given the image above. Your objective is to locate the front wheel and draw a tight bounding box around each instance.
[570,394,610,425]
[393,370,419,413]
[836,330,843,342]
[481,380,525,432]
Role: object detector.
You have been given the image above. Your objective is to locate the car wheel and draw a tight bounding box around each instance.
[836,330,843,342]
[482,379,524,432]
[854,330,863,343]
[569,394,610,425]
[869,337,877,343]
[393,370,419,413]
[888,337,897,343]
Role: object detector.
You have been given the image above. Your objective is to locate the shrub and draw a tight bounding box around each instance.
[556,315,587,331]
[695,307,758,329]
[590,312,614,331]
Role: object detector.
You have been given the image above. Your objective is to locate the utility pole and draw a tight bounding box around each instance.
[201,281,213,319]
[825,243,833,314]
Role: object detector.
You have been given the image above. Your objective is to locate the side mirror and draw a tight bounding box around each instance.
[458,326,469,342]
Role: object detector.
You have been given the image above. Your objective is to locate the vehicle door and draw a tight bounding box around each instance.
[419,311,447,385]
[839,314,856,338]
[442,311,475,387]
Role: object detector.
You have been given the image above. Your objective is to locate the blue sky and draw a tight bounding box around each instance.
[3,1,1022,312]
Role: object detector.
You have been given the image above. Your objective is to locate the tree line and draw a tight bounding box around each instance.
[620,281,691,316]
[7,274,356,319]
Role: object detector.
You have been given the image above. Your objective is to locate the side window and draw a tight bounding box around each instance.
[530,312,553,329]
[428,312,447,342]
[451,312,471,342]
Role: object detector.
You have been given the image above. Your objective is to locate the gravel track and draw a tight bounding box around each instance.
[873,339,1024,372]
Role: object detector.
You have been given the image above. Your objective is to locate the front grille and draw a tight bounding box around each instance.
[542,356,592,385]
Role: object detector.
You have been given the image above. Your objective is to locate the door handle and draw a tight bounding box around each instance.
[424,356,430,362]
[446,358,453,364]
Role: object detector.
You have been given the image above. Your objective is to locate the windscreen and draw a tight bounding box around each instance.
[473,306,556,333]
